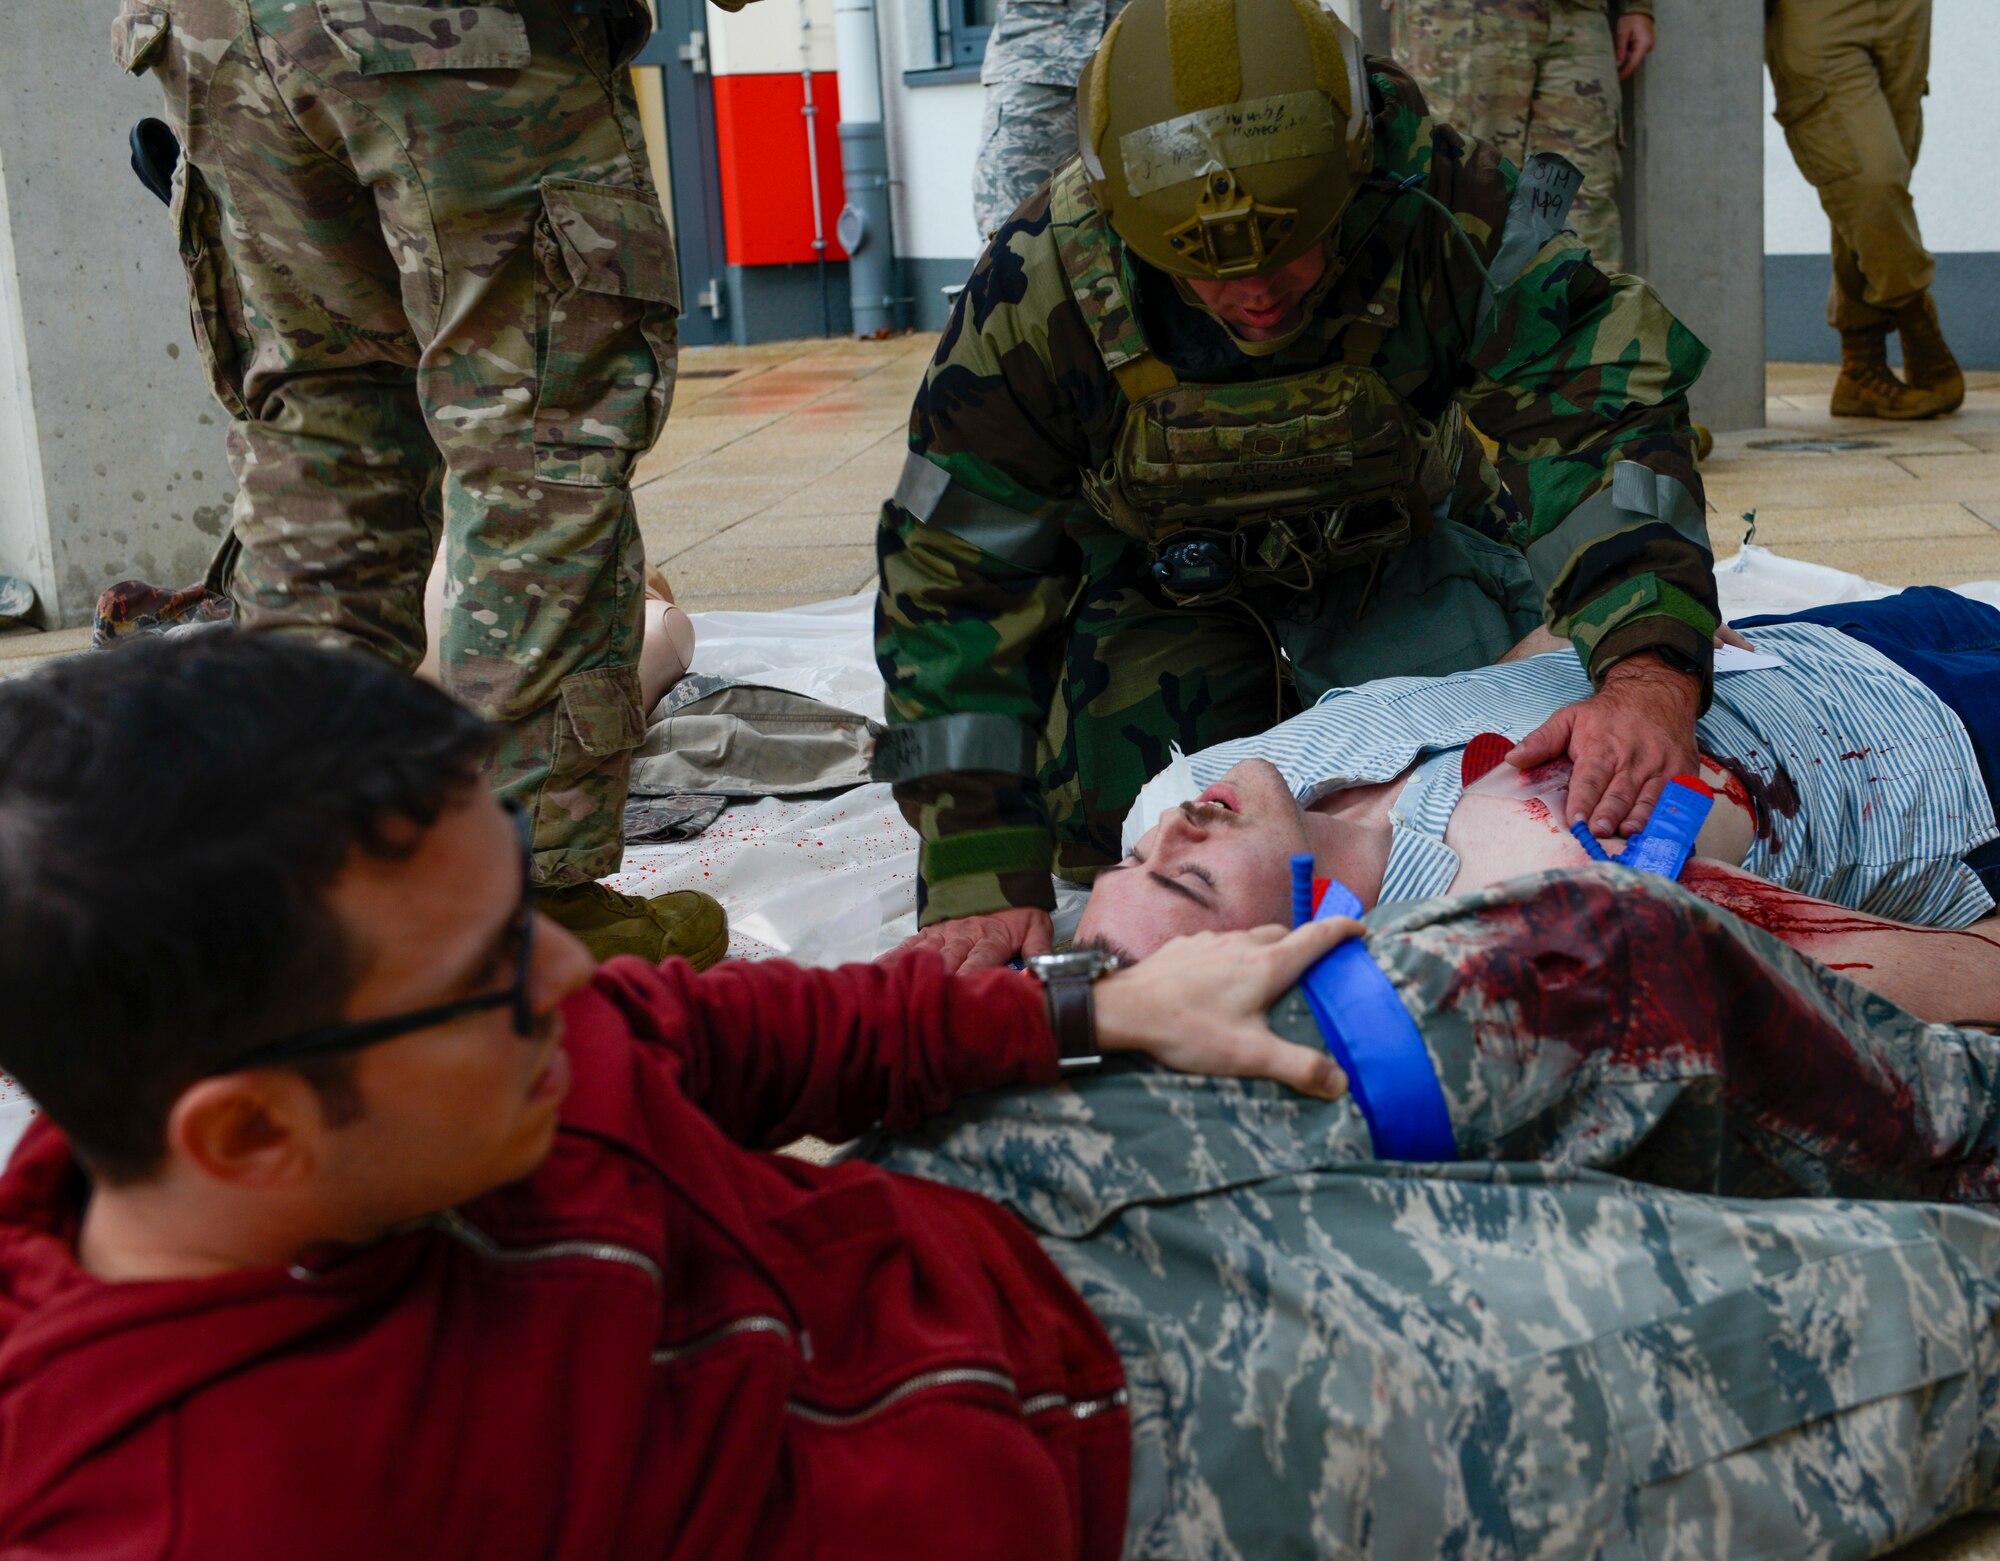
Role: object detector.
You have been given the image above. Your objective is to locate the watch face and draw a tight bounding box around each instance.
[1034,949,1115,978]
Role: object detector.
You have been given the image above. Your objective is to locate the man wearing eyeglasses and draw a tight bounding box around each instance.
[0,632,1350,1559]
[7,635,2000,1557]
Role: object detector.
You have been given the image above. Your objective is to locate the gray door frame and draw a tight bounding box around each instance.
[638,2,731,346]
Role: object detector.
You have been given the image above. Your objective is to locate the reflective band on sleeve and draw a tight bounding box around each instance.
[1297,879,1457,1162]
[892,450,952,516]
[892,451,1065,570]
[1117,91,1342,199]
[870,712,1040,783]
[1525,460,1711,602]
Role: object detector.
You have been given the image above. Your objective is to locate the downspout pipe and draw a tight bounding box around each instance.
[831,0,896,337]
[800,13,832,336]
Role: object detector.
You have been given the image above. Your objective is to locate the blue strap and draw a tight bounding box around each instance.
[1295,878,1457,1162]
[1569,777,1715,880]
[1619,778,1713,879]
[1290,852,1316,932]
[1569,821,1612,862]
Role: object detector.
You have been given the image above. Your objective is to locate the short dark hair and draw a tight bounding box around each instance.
[0,633,494,1181]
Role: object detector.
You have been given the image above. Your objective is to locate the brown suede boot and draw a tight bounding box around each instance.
[539,881,729,969]
[1895,291,1965,414]
[1832,326,1950,420]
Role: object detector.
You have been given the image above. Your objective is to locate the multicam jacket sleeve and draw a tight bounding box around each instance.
[877,61,1715,925]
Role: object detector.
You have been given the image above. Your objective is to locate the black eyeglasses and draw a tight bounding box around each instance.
[218,801,538,1074]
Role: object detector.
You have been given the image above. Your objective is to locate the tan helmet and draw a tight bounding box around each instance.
[1077,0,1373,279]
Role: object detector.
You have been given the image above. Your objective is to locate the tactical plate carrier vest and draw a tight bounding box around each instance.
[1051,161,1468,604]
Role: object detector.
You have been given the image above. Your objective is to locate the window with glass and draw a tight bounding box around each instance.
[936,0,994,67]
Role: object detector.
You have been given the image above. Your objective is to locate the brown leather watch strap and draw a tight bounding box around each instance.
[1043,973,1101,1073]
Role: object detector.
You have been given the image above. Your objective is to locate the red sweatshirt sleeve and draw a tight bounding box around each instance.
[577,953,1060,1150]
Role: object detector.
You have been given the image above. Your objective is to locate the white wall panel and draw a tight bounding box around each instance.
[712,0,839,79]
[888,83,987,258]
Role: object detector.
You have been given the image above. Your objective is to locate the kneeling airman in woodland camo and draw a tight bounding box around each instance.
[875,0,1719,971]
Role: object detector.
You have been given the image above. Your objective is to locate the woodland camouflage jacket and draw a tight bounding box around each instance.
[876,60,1716,923]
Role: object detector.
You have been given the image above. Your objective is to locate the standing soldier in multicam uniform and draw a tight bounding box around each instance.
[1387,0,1656,271]
[109,0,745,965]
[1766,0,1962,420]
[876,0,1718,969]
[973,0,1131,239]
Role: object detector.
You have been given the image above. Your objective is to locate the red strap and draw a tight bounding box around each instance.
[1460,731,1513,788]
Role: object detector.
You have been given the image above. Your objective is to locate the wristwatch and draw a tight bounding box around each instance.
[1026,948,1119,1074]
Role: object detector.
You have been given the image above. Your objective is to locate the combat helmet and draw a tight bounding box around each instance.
[1077,0,1372,279]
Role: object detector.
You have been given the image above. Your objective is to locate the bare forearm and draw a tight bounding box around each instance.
[1680,862,2000,1024]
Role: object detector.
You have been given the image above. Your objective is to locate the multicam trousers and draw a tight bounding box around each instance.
[878,868,2000,1557]
[1041,522,1542,880]
[112,0,678,883]
[1391,0,1628,268]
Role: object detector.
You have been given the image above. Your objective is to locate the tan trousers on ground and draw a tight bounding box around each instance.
[1766,0,1935,331]
[1391,0,1625,268]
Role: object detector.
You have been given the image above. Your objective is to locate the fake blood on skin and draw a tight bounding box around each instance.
[1679,862,2000,955]
[1701,748,1800,848]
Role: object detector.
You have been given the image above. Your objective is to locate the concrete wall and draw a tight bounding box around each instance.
[0,2,236,629]
[1621,0,1766,431]
[1347,0,1768,430]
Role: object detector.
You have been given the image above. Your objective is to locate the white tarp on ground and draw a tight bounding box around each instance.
[4,548,1997,1163]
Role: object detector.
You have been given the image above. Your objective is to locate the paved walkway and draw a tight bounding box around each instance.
[6,342,1997,672]
[633,334,932,612]
[638,340,2000,610]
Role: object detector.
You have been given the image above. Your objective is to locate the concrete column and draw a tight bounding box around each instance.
[0,2,237,630]
[1349,0,1765,433]
[1621,0,1765,432]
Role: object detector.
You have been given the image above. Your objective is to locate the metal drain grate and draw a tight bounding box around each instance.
[1746,438,1884,453]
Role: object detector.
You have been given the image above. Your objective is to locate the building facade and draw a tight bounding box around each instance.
[661,0,1998,368]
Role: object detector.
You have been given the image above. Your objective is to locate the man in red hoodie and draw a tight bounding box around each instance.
[8,634,2000,1560]
[0,632,1349,1560]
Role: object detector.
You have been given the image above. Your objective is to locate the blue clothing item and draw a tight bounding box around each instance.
[1740,588,2000,896]
[1153,619,1998,926]
[1296,875,1457,1162]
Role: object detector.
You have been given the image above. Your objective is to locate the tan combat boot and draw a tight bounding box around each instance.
[540,881,730,969]
[1894,291,1964,414]
[1831,326,1950,420]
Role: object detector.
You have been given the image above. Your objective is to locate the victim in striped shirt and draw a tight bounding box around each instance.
[1137,622,1998,928]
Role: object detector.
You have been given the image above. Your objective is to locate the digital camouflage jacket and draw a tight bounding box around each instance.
[875,868,2000,1555]
[877,60,1716,923]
